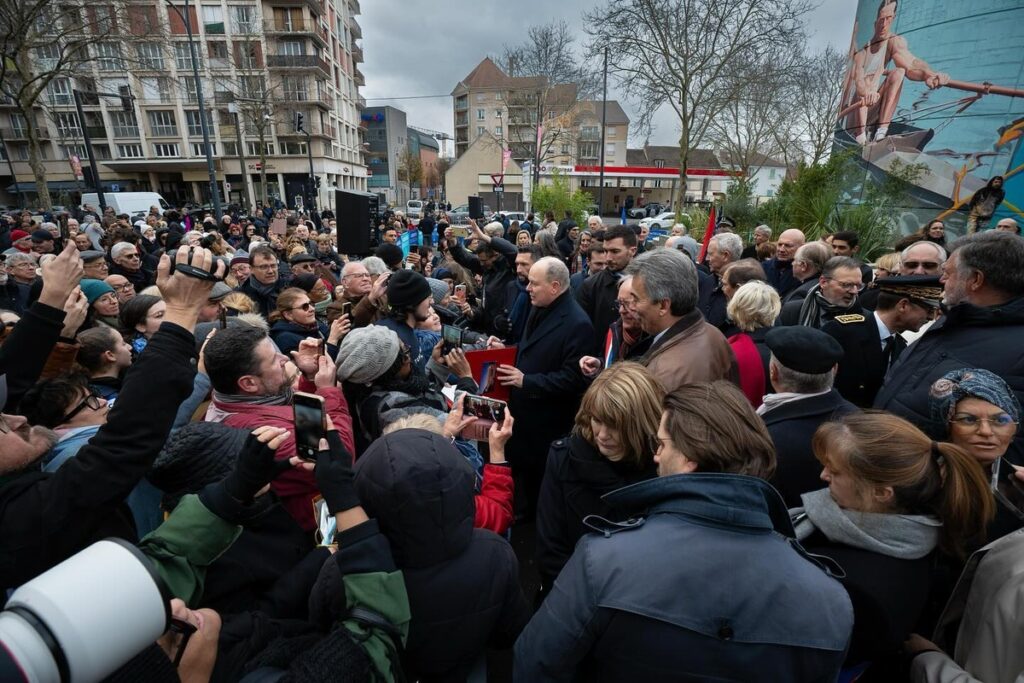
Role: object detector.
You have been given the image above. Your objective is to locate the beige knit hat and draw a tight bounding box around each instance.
[335,325,401,385]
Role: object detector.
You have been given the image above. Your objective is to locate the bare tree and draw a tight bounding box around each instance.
[496,21,598,174]
[585,0,813,207]
[772,45,848,169]
[435,156,453,201]
[396,147,422,201]
[0,0,144,208]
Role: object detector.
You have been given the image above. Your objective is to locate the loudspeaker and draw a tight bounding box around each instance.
[468,195,482,220]
[335,190,376,255]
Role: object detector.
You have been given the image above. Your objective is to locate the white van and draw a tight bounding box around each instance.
[81,192,171,217]
[406,199,423,220]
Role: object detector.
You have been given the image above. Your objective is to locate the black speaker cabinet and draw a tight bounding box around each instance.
[468,195,482,220]
[334,189,377,255]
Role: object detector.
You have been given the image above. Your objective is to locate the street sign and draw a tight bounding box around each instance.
[110,183,120,192]
[490,173,504,188]
[494,184,504,194]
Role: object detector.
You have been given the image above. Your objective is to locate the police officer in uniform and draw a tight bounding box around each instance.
[822,275,942,408]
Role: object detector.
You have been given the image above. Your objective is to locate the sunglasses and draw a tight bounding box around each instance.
[289,302,314,312]
[902,261,939,270]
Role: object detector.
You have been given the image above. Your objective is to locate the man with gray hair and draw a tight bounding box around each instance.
[779,256,865,328]
[876,231,1024,460]
[742,224,773,259]
[859,240,947,311]
[497,255,594,518]
[109,241,153,292]
[5,252,38,312]
[702,233,744,328]
[784,242,832,305]
[759,326,857,507]
[624,249,736,393]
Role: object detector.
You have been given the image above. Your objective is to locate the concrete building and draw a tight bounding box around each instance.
[363,105,407,205]
[1,0,367,210]
[410,129,440,200]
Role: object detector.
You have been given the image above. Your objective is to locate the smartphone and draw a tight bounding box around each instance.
[442,324,463,355]
[451,226,471,239]
[218,307,228,330]
[994,458,1024,522]
[339,301,352,318]
[292,392,326,462]
[454,284,467,300]
[457,394,508,442]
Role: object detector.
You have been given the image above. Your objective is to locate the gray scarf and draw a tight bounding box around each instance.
[791,488,941,560]
[797,285,855,327]
[246,275,278,297]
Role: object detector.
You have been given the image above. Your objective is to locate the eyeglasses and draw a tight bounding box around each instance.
[289,302,314,312]
[62,392,103,423]
[343,272,370,280]
[902,261,940,271]
[253,263,279,271]
[950,413,1019,432]
[825,277,865,292]
[121,253,140,260]
[612,299,633,311]
[111,282,134,292]
[167,616,197,668]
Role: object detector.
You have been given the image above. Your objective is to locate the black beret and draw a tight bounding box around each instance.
[765,326,844,374]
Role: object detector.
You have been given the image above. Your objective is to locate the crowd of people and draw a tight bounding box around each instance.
[0,200,1023,682]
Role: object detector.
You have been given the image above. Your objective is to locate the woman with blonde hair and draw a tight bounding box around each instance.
[536,361,664,593]
[791,412,993,676]
[726,281,780,407]
[872,252,901,281]
[268,287,348,357]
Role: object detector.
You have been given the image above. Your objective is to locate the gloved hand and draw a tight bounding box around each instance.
[314,430,359,515]
[222,427,294,503]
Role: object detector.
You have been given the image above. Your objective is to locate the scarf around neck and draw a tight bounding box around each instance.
[791,488,941,560]
[797,285,855,327]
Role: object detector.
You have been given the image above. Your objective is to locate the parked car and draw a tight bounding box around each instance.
[628,202,664,219]
[499,211,527,223]
[638,211,678,231]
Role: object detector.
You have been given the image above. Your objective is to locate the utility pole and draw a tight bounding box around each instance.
[73,89,107,213]
[598,46,609,218]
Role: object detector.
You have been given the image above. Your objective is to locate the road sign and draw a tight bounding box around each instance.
[490,173,504,187]
[110,183,120,192]
[494,184,504,194]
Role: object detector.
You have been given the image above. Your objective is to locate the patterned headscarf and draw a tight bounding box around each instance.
[929,368,1021,426]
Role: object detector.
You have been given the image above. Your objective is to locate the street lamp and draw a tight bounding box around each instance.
[164,0,222,220]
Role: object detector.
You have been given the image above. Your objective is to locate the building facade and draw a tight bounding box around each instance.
[1,0,367,211]
[363,105,407,206]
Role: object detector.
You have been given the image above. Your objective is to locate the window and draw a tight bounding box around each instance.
[185,110,213,136]
[140,77,173,103]
[580,125,600,140]
[202,5,224,33]
[578,141,598,159]
[15,144,30,161]
[175,43,200,70]
[561,143,570,155]
[92,5,114,33]
[605,142,616,155]
[495,92,503,101]
[476,126,485,136]
[476,93,486,102]
[607,126,617,137]
[221,141,237,156]
[110,111,139,137]
[136,43,164,69]
[93,145,111,160]
[280,40,304,56]
[246,141,274,156]
[494,126,502,136]
[208,41,229,68]
[117,143,144,158]
[95,43,123,71]
[240,76,264,98]
[180,76,206,102]
[653,159,665,168]
[494,109,502,119]
[148,110,178,137]
[234,41,262,68]
[35,45,60,71]
[62,145,87,159]
[47,78,72,105]
[230,6,257,34]
[127,6,158,35]
[154,143,181,157]
[282,76,307,100]
[9,113,27,136]
[281,141,308,155]
[55,112,82,137]
[191,142,216,156]
[769,168,777,179]
[548,111,556,120]
[476,108,485,121]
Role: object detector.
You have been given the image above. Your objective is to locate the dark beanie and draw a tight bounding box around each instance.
[290,273,319,293]
[387,269,432,309]
[374,243,404,268]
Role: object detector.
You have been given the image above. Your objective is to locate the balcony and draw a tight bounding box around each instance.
[1,127,49,140]
[220,124,238,138]
[214,92,235,104]
[265,20,327,47]
[455,98,468,112]
[271,0,323,15]
[355,94,366,109]
[351,43,363,63]
[353,67,365,86]
[348,17,361,39]
[348,0,360,15]
[278,122,334,138]
[59,126,108,139]
[455,112,467,127]
[267,54,331,79]
[286,92,332,110]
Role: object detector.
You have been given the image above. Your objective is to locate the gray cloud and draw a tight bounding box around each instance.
[360,0,856,149]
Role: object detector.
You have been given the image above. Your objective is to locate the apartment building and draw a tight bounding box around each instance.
[0,0,367,210]
[363,105,407,205]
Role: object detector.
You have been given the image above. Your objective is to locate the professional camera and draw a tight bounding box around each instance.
[0,539,171,683]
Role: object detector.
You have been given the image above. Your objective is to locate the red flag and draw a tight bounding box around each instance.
[697,205,716,263]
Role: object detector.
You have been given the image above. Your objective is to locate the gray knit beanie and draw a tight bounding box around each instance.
[425,277,450,306]
[335,325,401,385]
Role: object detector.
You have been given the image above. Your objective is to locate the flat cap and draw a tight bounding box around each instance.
[289,252,317,265]
[80,250,106,263]
[766,326,844,374]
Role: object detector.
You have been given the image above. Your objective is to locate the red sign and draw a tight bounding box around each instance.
[69,155,84,181]
[573,164,740,178]
[490,173,504,187]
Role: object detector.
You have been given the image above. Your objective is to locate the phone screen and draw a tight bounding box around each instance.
[293,392,326,461]
[442,324,463,355]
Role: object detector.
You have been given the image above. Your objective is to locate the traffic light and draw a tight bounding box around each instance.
[294,112,305,133]
[118,85,133,112]
[315,176,321,189]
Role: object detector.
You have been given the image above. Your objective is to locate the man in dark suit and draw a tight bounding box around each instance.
[576,226,636,351]
[498,256,595,517]
[822,276,942,408]
[758,327,858,508]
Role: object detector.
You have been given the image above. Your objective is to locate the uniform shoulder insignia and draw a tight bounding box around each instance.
[834,314,866,324]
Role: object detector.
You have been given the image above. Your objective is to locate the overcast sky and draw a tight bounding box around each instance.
[359,0,856,153]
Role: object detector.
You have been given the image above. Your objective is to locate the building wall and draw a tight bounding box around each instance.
[749,165,786,199]
[0,0,367,210]
[445,134,523,206]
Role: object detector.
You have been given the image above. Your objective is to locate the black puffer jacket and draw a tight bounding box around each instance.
[874,297,1024,463]
[354,429,529,682]
[535,435,656,591]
